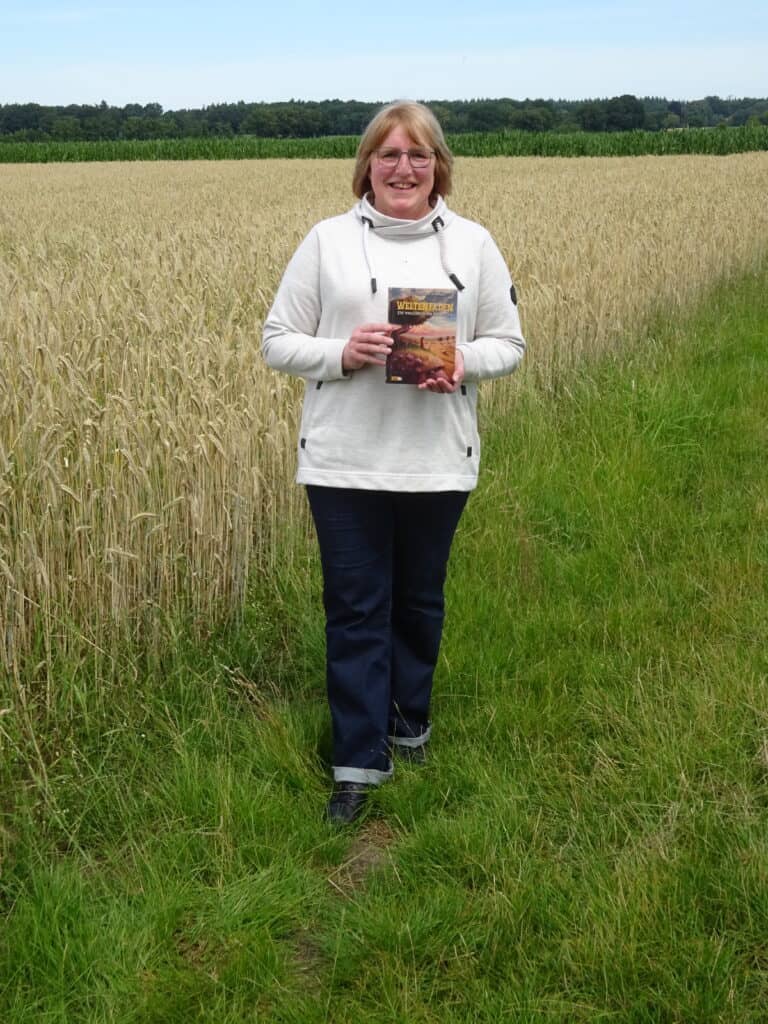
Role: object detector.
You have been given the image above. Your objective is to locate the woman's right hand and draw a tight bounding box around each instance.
[342,324,396,371]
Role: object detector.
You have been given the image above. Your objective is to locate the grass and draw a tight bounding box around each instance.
[2,266,767,1020]
[1,124,767,163]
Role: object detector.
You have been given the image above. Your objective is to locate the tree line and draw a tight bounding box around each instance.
[2,95,767,143]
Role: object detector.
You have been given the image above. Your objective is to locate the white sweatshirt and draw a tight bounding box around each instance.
[262,196,525,491]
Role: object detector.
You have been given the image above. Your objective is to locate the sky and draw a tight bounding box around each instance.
[2,0,767,108]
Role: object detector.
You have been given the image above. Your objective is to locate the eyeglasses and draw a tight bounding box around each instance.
[374,147,435,169]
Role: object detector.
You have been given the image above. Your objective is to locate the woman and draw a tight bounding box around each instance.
[262,101,525,824]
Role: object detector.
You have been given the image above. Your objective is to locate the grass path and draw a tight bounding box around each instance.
[1,269,767,1021]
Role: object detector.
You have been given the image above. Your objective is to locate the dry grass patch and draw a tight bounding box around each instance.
[327,820,398,898]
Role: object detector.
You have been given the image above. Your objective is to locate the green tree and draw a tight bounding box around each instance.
[51,115,80,140]
[605,94,644,131]
[578,101,607,132]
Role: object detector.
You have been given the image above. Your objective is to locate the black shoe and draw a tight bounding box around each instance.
[326,782,370,825]
[392,742,427,764]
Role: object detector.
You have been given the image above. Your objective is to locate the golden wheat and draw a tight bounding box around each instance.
[1,155,767,684]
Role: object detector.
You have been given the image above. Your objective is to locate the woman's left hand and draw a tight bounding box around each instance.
[417,348,465,394]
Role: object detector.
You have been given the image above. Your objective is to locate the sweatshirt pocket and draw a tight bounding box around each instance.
[457,383,479,459]
[299,380,329,449]
[298,373,480,481]
[299,378,360,465]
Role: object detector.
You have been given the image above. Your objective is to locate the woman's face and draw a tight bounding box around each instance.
[368,125,435,221]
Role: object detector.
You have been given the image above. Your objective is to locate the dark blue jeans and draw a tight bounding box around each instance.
[306,486,468,784]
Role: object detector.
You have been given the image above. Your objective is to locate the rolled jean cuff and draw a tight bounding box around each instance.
[333,763,394,786]
[389,724,432,749]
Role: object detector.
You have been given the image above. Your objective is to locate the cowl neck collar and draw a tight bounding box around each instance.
[355,194,455,236]
[354,194,464,295]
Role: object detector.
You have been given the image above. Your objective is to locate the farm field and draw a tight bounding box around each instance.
[2,122,767,162]
[2,260,767,1021]
[1,153,767,682]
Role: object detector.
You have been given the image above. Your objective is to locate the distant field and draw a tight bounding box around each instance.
[1,123,767,162]
[1,153,767,681]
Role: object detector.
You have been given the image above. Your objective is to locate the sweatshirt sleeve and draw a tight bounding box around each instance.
[261,227,349,381]
[458,232,526,382]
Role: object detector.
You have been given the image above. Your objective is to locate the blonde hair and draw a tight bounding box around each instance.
[352,100,454,201]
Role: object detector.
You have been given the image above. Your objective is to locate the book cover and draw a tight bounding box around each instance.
[385,287,458,385]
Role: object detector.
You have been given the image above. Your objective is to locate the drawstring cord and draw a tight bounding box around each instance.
[431,216,465,292]
[360,210,465,296]
[360,216,377,295]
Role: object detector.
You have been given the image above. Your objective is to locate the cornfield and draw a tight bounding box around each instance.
[1,124,767,163]
[1,154,767,688]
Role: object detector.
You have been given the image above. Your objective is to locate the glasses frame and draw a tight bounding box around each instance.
[373,147,436,169]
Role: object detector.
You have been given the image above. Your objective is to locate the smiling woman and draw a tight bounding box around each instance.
[261,100,525,826]
[367,130,435,220]
[352,103,455,222]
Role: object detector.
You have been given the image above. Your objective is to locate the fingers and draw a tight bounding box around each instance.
[418,354,464,393]
[418,377,458,393]
[346,339,392,368]
[342,324,396,371]
[343,330,465,387]
[354,324,397,350]
[359,323,397,335]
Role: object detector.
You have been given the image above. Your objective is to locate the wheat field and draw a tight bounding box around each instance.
[1,155,767,686]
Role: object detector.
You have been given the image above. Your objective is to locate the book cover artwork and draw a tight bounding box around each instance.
[386,287,458,385]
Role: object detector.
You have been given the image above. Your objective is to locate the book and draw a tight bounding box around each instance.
[385,287,458,385]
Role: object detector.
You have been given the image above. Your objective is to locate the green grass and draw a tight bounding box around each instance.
[1,124,767,162]
[2,268,768,1020]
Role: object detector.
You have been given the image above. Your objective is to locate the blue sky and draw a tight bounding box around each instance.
[2,1,766,107]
